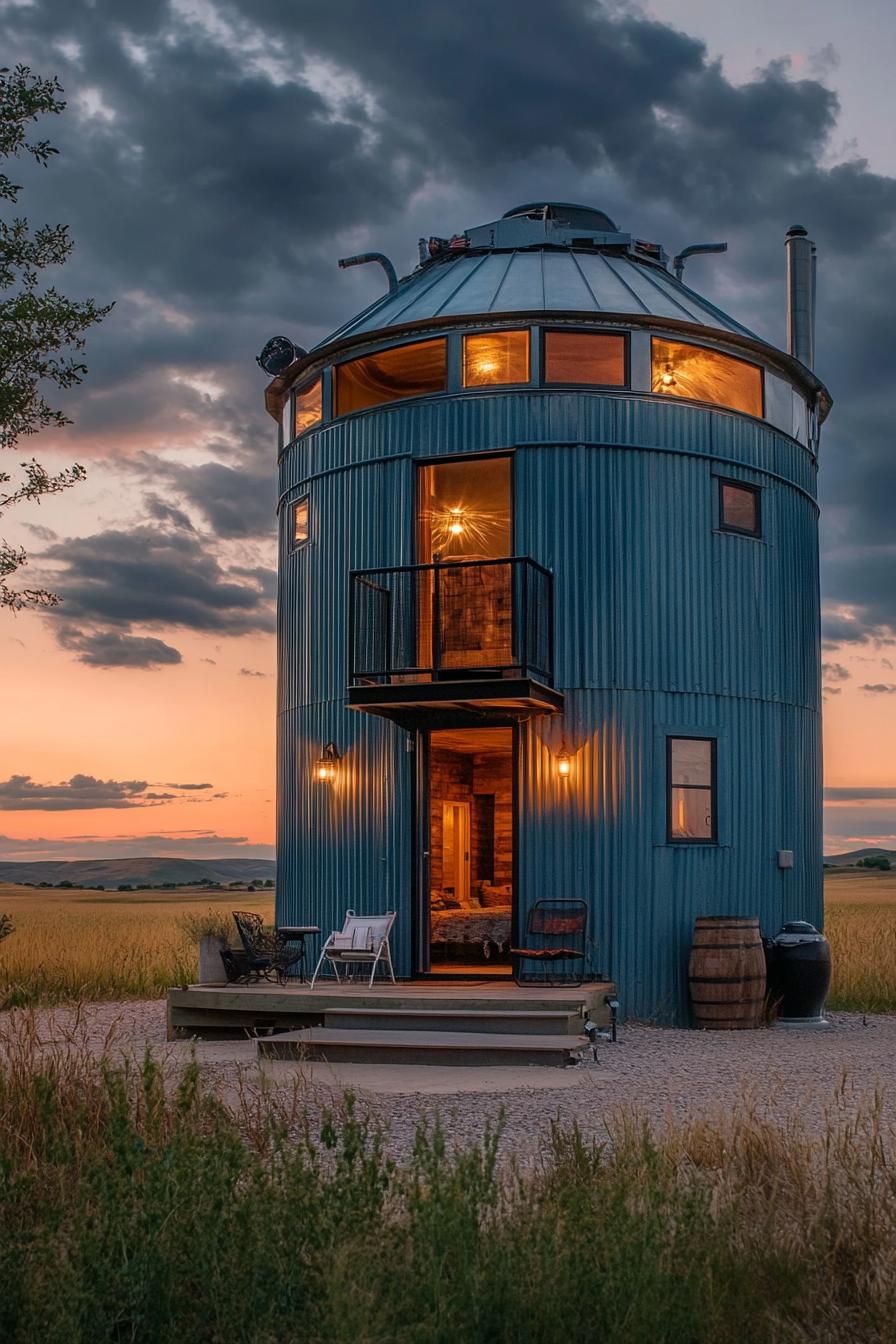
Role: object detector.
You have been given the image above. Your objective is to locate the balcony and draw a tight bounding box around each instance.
[348,557,563,728]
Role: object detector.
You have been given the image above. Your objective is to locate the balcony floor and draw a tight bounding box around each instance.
[347,676,563,728]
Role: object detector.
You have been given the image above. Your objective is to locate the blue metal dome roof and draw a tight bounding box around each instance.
[316,203,758,350]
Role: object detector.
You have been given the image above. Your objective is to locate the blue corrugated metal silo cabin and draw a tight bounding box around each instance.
[263,203,831,1023]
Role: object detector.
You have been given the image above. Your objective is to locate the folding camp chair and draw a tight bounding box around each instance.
[310,909,397,988]
[511,900,589,987]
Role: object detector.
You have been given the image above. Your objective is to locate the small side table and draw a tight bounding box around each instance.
[276,925,320,983]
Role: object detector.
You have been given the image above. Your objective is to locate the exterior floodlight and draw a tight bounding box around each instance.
[257,336,305,377]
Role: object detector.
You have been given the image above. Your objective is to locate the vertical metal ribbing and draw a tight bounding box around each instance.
[278,380,820,1018]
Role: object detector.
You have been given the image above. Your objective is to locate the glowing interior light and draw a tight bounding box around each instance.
[557,750,571,779]
[314,742,339,784]
[448,507,465,536]
[661,364,676,387]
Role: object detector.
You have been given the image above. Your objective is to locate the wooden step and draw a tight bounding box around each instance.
[323,1007,582,1035]
[258,1027,585,1067]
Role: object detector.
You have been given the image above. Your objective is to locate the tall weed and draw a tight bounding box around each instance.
[2,1013,896,1342]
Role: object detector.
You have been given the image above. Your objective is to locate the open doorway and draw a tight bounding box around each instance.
[425,726,514,976]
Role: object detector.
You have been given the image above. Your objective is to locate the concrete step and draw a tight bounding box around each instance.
[258,1027,585,1067]
[323,1007,583,1035]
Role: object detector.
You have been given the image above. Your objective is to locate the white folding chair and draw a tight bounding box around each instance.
[309,910,397,988]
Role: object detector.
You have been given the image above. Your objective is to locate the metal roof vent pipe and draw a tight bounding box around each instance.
[785,225,816,369]
[338,252,399,295]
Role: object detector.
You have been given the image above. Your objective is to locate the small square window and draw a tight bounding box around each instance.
[462,330,529,387]
[719,480,761,537]
[668,737,716,842]
[291,496,310,549]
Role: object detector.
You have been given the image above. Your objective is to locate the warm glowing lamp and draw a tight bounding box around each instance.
[557,747,572,780]
[448,506,465,536]
[661,363,676,388]
[315,742,339,783]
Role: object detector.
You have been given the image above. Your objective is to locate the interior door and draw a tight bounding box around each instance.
[442,801,471,904]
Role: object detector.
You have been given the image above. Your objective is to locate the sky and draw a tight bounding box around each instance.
[1,0,895,861]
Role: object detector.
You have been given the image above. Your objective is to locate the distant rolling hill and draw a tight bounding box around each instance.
[824,848,896,866]
[0,857,276,887]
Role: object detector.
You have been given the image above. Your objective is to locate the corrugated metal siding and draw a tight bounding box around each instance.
[276,702,412,974]
[276,385,821,1020]
[517,693,821,1023]
[280,392,818,499]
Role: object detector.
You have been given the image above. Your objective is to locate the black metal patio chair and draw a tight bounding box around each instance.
[231,911,301,985]
[511,900,589,987]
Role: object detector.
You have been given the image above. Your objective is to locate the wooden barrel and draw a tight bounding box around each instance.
[688,916,766,1029]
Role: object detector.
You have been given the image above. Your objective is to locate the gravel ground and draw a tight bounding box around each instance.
[14,1000,896,1158]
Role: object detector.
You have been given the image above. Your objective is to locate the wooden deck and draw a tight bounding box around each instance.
[166,979,616,1041]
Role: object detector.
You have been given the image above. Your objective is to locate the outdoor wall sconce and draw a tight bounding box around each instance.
[556,746,572,780]
[314,742,339,784]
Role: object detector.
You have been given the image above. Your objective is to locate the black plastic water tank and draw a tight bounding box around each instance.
[766,921,831,1023]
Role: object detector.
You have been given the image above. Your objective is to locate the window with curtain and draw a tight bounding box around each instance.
[668,737,716,842]
[543,330,626,385]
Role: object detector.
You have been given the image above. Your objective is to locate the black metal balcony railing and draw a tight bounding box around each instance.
[349,557,554,687]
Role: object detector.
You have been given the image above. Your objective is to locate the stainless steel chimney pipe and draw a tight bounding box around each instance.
[785,224,815,369]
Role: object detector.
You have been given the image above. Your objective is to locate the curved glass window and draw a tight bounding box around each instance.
[544,330,626,386]
[463,330,529,387]
[294,378,322,437]
[651,338,762,418]
[335,338,447,416]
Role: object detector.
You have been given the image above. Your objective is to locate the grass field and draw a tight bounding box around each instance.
[0,884,273,1008]
[2,1013,896,1342]
[0,872,892,1012]
[824,869,896,1012]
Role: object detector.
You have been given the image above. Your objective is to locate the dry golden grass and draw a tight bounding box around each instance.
[0,870,894,1013]
[4,1006,896,1341]
[0,883,273,1007]
[825,869,896,1012]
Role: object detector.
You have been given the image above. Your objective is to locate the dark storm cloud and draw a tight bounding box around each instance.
[145,495,195,533]
[41,525,275,636]
[58,628,183,668]
[822,662,851,681]
[0,774,173,811]
[134,455,274,540]
[3,0,895,641]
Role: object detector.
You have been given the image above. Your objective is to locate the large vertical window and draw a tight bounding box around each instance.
[652,338,763,418]
[543,330,626,386]
[417,457,513,675]
[667,737,716,842]
[334,338,447,415]
[294,377,322,437]
[417,457,511,562]
[462,331,529,387]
